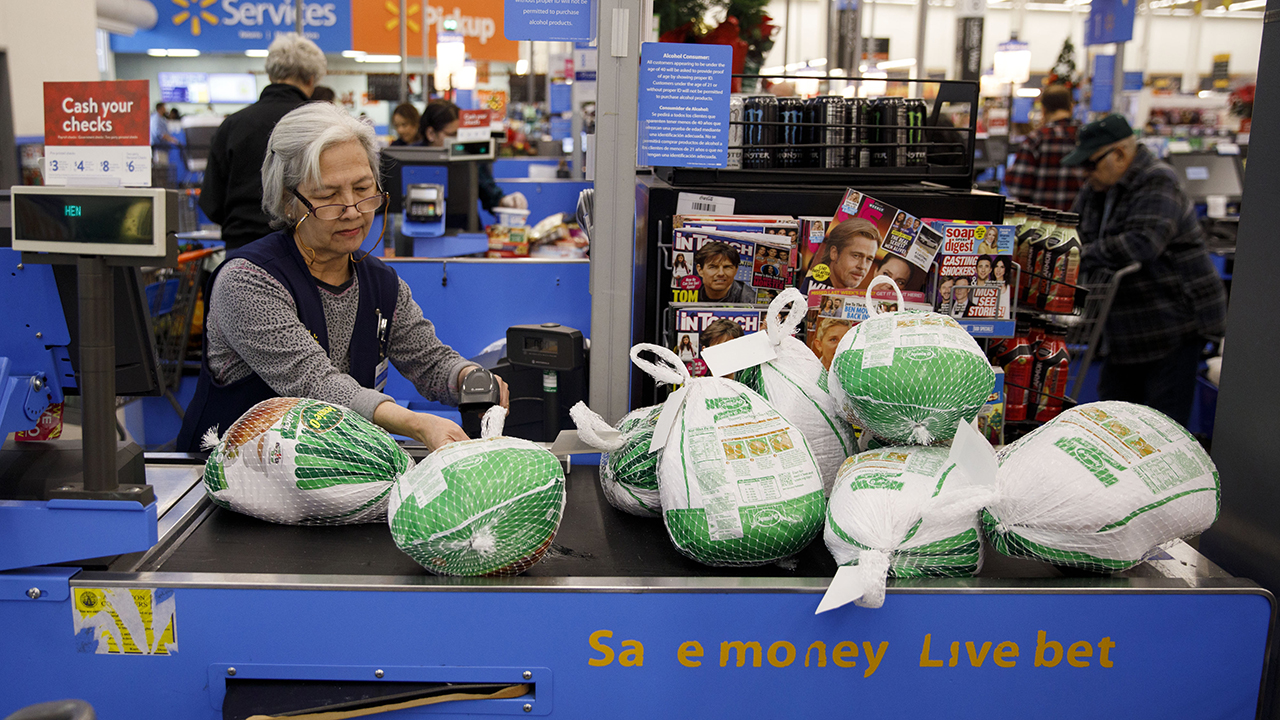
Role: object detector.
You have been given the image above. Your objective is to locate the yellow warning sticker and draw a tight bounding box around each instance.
[73,587,177,655]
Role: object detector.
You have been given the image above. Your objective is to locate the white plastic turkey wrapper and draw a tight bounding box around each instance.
[817,421,996,612]
[718,289,856,496]
[201,397,411,525]
[633,344,826,567]
[827,277,995,446]
[984,401,1220,572]
[570,401,663,517]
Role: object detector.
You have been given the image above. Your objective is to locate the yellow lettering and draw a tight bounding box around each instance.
[919,634,944,668]
[862,641,888,678]
[965,641,992,667]
[1067,641,1092,668]
[994,641,1019,668]
[588,629,614,667]
[620,640,644,667]
[721,641,762,667]
[831,641,858,668]
[804,641,827,668]
[677,641,703,668]
[767,641,796,668]
[1098,637,1115,668]
[949,641,960,667]
[1035,631,1063,668]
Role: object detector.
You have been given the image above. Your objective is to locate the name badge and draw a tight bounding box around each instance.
[374,357,389,393]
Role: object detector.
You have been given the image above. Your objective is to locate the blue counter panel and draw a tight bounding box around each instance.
[0,585,1269,718]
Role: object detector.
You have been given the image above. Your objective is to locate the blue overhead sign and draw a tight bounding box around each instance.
[505,0,596,41]
[111,0,352,53]
[1085,0,1136,45]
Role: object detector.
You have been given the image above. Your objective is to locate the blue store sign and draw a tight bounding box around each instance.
[111,0,353,53]
[1085,0,1136,45]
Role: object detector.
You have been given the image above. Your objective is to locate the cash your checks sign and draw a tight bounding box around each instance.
[350,0,518,63]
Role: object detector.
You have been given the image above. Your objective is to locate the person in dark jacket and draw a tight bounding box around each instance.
[177,102,508,452]
[200,33,327,250]
[418,99,527,212]
[390,102,421,146]
[1064,114,1228,427]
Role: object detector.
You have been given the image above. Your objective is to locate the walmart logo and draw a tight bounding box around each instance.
[172,0,220,36]
[385,0,422,33]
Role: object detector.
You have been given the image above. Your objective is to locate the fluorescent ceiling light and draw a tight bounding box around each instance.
[147,49,166,56]
[341,50,367,58]
[1231,0,1265,8]
[760,65,785,75]
[876,58,917,70]
[355,54,401,63]
[515,58,530,75]
[245,49,269,57]
[1017,87,1042,97]
[808,58,828,67]
[785,61,807,72]
[166,49,200,57]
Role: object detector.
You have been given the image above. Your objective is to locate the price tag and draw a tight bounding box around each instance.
[45,146,151,186]
[676,192,735,216]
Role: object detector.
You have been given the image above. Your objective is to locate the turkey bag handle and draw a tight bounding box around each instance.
[864,275,907,319]
[629,343,692,387]
[569,401,625,452]
[766,287,808,347]
[481,405,508,439]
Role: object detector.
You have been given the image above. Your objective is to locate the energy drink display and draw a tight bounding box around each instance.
[903,98,928,167]
[1013,206,1044,299]
[1022,210,1057,305]
[727,94,745,169]
[988,318,1034,422]
[1040,211,1083,313]
[1030,324,1070,422]
[849,98,870,167]
[742,95,779,169]
[867,97,906,167]
[777,97,807,168]
[808,95,849,168]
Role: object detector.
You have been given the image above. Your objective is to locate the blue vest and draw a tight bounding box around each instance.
[176,231,399,452]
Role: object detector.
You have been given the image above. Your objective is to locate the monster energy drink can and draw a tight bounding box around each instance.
[847,97,869,168]
[867,97,907,167]
[776,97,807,168]
[727,94,745,169]
[807,95,848,169]
[742,95,779,169]
[904,98,928,167]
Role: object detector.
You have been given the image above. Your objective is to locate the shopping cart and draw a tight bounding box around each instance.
[144,247,222,419]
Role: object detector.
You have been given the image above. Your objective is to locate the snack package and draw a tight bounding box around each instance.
[735,288,856,495]
[570,402,663,517]
[388,406,567,577]
[828,277,996,445]
[821,446,988,610]
[201,397,410,525]
[984,401,1220,572]
[633,344,826,567]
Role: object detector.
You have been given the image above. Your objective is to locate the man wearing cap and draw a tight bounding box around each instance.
[1063,113,1227,428]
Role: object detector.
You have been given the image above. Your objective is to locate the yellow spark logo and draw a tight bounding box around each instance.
[384,1,422,33]
[172,0,220,36]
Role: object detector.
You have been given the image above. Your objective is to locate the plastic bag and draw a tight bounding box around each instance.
[570,401,663,517]
[828,277,995,445]
[201,397,410,525]
[388,406,567,576]
[984,401,1220,572]
[736,288,856,495]
[635,344,826,567]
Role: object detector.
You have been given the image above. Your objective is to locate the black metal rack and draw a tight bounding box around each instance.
[656,75,980,189]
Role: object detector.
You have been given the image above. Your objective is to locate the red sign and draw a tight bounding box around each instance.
[460,109,490,129]
[43,80,149,147]
[15,403,64,442]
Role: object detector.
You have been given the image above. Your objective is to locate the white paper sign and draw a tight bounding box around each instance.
[701,331,777,378]
[676,192,736,216]
[44,146,151,187]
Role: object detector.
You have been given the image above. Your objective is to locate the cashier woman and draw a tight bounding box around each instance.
[418,99,529,213]
[176,102,508,452]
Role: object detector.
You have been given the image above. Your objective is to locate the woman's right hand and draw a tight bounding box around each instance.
[373,400,470,452]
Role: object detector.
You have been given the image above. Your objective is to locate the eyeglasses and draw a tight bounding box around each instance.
[1080,147,1118,172]
[290,187,388,221]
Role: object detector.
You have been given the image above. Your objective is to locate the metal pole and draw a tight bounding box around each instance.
[423,7,431,100]
[527,41,536,106]
[295,0,302,34]
[1184,6,1204,94]
[784,0,792,67]
[78,257,116,493]
[589,0,641,423]
[913,0,928,95]
[1113,41,1126,118]
[400,0,409,103]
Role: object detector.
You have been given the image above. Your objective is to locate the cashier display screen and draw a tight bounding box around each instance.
[525,336,559,354]
[14,193,156,247]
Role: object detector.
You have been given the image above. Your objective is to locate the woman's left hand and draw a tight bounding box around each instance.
[498,192,529,210]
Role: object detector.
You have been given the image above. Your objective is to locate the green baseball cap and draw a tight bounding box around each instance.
[1062,114,1134,167]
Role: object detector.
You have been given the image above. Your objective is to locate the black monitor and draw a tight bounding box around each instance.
[1166,153,1244,201]
[51,265,164,397]
[378,145,482,232]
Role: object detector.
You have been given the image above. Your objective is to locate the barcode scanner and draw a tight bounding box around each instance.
[458,368,502,414]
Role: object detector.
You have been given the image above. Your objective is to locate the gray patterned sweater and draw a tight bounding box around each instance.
[206,258,475,420]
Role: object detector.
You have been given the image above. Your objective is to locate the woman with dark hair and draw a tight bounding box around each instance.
[419,99,527,211]
[991,256,1012,316]
[390,102,421,146]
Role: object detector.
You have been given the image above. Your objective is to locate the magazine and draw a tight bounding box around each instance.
[926,220,1018,338]
[802,287,932,370]
[799,188,944,296]
[670,304,768,377]
[676,216,800,287]
[670,227,793,305]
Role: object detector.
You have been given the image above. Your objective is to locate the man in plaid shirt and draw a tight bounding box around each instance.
[1063,114,1228,428]
[1006,85,1085,211]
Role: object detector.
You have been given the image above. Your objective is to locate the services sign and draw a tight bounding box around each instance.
[43,81,151,186]
[110,0,352,53]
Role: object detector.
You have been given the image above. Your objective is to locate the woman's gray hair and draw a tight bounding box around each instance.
[260,103,380,228]
[264,33,327,85]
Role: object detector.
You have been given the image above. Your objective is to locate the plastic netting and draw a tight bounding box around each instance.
[828,277,995,445]
[388,406,567,577]
[201,397,410,525]
[984,401,1220,572]
[632,344,826,568]
[570,402,663,517]
[824,446,987,608]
